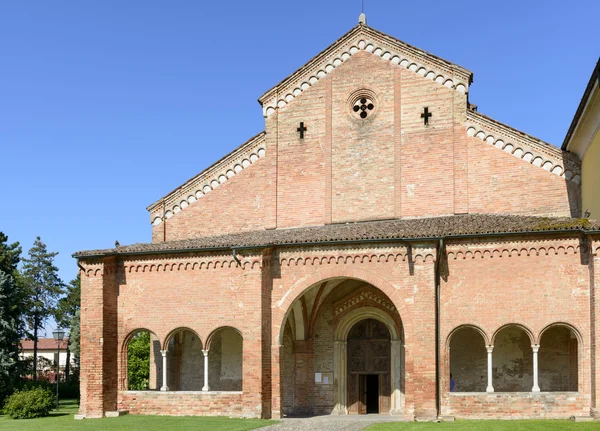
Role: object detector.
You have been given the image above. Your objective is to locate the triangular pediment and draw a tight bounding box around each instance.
[258,24,473,117]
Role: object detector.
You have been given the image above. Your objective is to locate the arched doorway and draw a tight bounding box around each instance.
[347,319,391,414]
[279,277,404,416]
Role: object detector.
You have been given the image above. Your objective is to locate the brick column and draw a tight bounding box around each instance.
[78,256,118,418]
[261,249,275,418]
[590,237,599,416]
[293,341,314,414]
[411,252,437,419]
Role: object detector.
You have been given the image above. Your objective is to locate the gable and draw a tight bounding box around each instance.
[145,22,582,242]
[148,132,266,228]
[466,111,581,184]
[259,24,472,118]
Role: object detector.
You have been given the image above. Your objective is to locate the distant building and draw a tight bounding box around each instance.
[20,338,75,373]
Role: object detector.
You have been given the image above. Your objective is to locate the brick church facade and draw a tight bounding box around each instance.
[75,21,600,420]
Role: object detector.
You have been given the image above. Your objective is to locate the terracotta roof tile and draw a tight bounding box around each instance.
[73,214,599,258]
[21,338,68,350]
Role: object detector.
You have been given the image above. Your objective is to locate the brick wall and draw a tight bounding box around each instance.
[442,392,590,419]
[119,391,248,417]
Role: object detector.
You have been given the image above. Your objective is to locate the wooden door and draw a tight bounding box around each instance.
[347,319,391,414]
[359,375,367,415]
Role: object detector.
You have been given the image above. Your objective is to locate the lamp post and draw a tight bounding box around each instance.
[52,328,65,410]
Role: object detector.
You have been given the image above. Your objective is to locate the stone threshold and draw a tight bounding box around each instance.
[122,390,243,395]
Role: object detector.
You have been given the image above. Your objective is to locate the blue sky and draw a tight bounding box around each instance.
[1,1,598,336]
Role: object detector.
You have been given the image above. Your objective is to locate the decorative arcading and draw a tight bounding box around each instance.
[447,244,584,260]
[278,251,435,266]
[466,112,581,184]
[122,259,261,273]
[148,133,266,226]
[261,31,469,118]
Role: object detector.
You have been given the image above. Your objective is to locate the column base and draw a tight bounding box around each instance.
[160,386,169,391]
[332,406,347,415]
[389,409,404,416]
[486,386,494,393]
[202,386,210,392]
[532,386,540,392]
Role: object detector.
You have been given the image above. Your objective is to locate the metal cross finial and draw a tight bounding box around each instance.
[297,122,307,139]
[421,107,432,125]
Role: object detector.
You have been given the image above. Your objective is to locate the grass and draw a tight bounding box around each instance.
[366,420,600,430]
[0,399,276,430]
[4,402,600,431]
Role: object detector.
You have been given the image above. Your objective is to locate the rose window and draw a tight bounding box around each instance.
[353,97,375,119]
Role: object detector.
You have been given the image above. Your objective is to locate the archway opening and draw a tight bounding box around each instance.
[539,326,578,391]
[125,330,161,390]
[279,277,403,416]
[207,327,243,391]
[165,328,203,391]
[449,327,487,392]
[492,326,533,392]
[347,318,391,415]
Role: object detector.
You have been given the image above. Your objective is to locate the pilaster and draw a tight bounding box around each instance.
[78,256,118,418]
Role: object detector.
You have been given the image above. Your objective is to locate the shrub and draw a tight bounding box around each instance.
[3,387,56,419]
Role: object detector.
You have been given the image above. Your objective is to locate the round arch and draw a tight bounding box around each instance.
[336,306,400,342]
[446,324,490,348]
[122,327,159,352]
[121,328,161,391]
[162,327,202,350]
[538,321,583,346]
[275,266,405,346]
[332,306,404,416]
[205,326,244,351]
[491,323,535,346]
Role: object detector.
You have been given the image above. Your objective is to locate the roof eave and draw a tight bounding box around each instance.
[562,57,600,151]
[73,227,599,260]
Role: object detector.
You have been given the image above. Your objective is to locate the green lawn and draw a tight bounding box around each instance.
[0,399,276,430]
[367,420,600,430]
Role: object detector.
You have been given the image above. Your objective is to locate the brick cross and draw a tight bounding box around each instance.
[297,122,307,139]
[421,107,432,125]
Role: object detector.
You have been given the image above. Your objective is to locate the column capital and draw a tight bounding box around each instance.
[486,345,494,353]
[202,349,209,356]
[160,349,168,357]
[531,344,540,353]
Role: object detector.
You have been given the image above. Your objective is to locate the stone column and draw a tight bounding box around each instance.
[486,345,494,393]
[390,340,403,415]
[333,340,347,415]
[532,345,540,392]
[202,350,210,391]
[160,350,169,391]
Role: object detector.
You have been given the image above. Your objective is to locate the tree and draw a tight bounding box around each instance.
[0,232,23,404]
[0,232,21,276]
[127,332,150,390]
[22,237,64,381]
[0,272,21,403]
[69,310,80,363]
[55,275,80,381]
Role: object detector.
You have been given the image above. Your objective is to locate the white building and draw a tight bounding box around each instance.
[20,338,76,372]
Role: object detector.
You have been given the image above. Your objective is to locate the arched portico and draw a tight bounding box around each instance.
[277,274,404,417]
